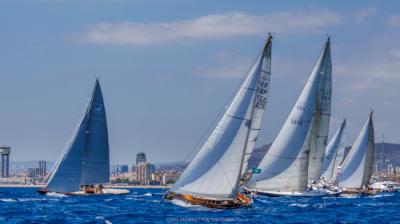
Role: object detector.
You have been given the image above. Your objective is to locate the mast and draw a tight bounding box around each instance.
[170,36,272,199]
[241,34,273,176]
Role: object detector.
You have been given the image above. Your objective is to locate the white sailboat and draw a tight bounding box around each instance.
[165,35,273,209]
[321,119,346,181]
[38,79,128,195]
[336,112,375,195]
[244,38,337,197]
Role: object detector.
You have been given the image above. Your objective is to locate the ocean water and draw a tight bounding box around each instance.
[0,188,399,223]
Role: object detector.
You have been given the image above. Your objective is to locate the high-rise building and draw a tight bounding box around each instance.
[136,152,146,165]
[0,146,10,178]
[28,168,41,178]
[388,164,394,175]
[137,163,155,185]
[38,161,47,177]
[120,165,129,174]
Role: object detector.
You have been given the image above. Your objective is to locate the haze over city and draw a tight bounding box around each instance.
[1,0,399,164]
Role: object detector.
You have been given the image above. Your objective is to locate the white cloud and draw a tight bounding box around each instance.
[196,51,253,79]
[388,14,400,27]
[72,10,341,45]
[354,7,378,24]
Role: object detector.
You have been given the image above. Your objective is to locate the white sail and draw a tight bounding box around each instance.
[337,112,374,189]
[320,119,346,181]
[46,79,109,192]
[307,39,332,180]
[241,36,272,176]
[170,36,272,199]
[246,38,330,193]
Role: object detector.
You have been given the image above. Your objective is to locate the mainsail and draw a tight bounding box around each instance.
[320,119,346,181]
[170,35,272,200]
[46,79,109,192]
[246,38,331,193]
[337,112,375,189]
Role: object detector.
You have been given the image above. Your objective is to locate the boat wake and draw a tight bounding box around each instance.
[369,193,395,198]
[46,192,67,197]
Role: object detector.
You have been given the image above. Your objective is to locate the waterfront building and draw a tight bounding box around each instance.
[388,164,394,175]
[120,165,129,174]
[136,163,155,185]
[0,146,10,178]
[136,152,146,165]
[28,168,41,178]
[39,161,47,177]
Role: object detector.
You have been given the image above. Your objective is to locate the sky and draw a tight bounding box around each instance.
[0,0,399,164]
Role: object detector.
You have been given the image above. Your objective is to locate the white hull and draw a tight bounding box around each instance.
[244,186,341,197]
[71,188,129,195]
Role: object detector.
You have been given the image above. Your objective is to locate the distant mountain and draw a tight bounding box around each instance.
[248,143,400,171]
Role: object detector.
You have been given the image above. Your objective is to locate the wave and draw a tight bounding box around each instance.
[288,203,309,208]
[0,198,17,202]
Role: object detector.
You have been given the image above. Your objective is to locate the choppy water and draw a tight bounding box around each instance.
[0,187,399,223]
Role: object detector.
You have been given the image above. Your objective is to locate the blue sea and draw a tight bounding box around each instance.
[0,187,399,223]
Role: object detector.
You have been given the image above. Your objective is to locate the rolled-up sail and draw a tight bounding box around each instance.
[46,79,109,193]
[246,38,331,193]
[320,119,346,181]
[170,35,272,200]
[337,112,374,189]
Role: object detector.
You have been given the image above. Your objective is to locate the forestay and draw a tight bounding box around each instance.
[337,112,374,189]
[170,36,273,200]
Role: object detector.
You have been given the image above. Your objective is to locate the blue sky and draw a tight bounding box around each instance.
[1,1,399,164]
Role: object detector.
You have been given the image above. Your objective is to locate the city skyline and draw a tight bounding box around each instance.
[0,1,399,163]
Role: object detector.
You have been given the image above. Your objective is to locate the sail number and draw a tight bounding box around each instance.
[255,80,269,109]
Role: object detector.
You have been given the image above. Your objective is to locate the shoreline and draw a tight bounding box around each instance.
[0,184,171,189]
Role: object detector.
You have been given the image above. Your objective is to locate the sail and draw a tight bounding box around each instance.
[246,38,330,193]
[46,79,109,192]
[81,79,110,184]
[170,36,272,200]
[241,36,272,176]
[46,106,88,192]
[320,119,346,180]
[307,39,332,180]
[337,112,375,189]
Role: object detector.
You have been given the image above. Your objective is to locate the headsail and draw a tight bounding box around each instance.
[81,80,110,184]
[170,35,272,200]
[46,79,109,192]
[320,119,346,181]
[337,112,374,189]
[307,39,332,180]
[241,35,272,176]
[246,38,330,193]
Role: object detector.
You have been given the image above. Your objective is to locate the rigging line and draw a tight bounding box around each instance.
[45,98,91,184]
[182,47,263,164]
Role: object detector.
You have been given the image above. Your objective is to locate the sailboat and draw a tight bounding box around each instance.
[244,38,338,197]
[164,34,273,209]
[38,79,128,195]
[320,119,346,181]
[336,112,375,195]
